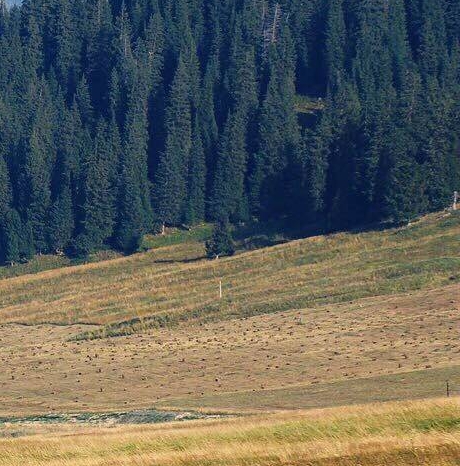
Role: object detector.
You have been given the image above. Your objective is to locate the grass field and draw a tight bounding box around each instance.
[1,398,460,465]
[0,211,459,335]
[0,211,458,416]
[0,211,460,464]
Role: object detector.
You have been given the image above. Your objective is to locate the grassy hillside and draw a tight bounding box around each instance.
[0,211,459,417]
[0,211,460,339]
[2,398,460,465]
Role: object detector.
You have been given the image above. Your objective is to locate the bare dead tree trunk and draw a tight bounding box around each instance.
[271,3,281,43]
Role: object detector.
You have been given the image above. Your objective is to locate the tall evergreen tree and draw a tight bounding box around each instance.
[325,0,346,93]
[0,156,12,219]
[249,24,300,218]
[79,119,116,250]
[154,54,192,226]
[0,208,21,264]
[185,116,206,225]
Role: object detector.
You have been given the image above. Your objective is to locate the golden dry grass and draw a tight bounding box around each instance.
[1,213,460,464]
[1,398,460,466]
[0,212,459,416]
[0,281,459,416]
[0,211,459,334]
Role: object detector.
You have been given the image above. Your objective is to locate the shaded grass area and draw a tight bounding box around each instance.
[1,398,460,465]
[141,224,213,251]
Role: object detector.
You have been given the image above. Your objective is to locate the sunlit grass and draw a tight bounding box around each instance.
[1,398,460,466]
[0,211,459,339]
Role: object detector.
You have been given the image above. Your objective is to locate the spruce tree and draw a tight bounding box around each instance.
[154,54,191,226]
[185,116,206,225]
[123,75,153,232]
[351,0,395,222]
[0,208,21,265]
[249,25,300,218]
[20,124,52,254]
[210,109,248,222]
[325,0,346,93]
[418,0,448,82]
[303,117,332,219]
[48,181,73,253]
[114,150,144,253]
[0,156,12,219]
[80,119,116,250]
[206,220,235,259]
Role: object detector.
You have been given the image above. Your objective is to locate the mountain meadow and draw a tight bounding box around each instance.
[0,0,459,464]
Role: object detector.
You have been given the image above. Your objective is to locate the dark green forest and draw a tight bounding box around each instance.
[0,0,459,263]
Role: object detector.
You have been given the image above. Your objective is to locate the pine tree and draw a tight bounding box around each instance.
[185,116,206,225]
[48,180,73,253]
[325,0,346,93]
[80,119,116,250]
[206,220,234,259]
[0,156,12,219]
[0,208,21,265]
[154,54,191,226]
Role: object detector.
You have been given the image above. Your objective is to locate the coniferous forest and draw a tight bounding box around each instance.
[0,0,459,263]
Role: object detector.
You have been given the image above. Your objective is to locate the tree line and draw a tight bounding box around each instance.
[0,0,458,263]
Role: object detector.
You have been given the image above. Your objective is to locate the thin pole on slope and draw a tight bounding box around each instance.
[219,280,222,299]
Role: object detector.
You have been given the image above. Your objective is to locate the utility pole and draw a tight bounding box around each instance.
[219,280,222,299]
[453,192,459,211]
